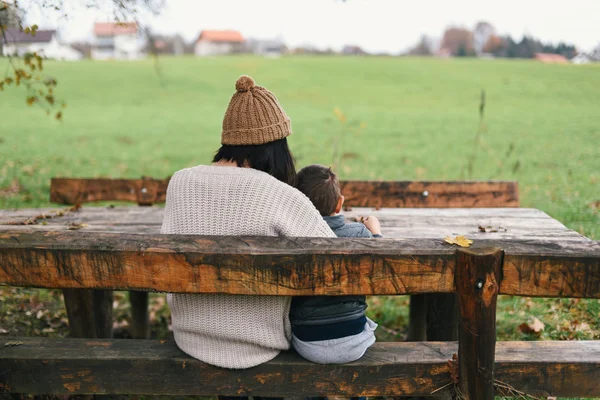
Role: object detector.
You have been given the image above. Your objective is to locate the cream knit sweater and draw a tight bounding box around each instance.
[161,165,335,369]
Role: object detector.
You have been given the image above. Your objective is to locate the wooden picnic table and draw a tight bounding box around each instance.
[1,205,595,343]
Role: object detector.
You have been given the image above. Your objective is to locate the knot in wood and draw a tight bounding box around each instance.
[475,278,485,290]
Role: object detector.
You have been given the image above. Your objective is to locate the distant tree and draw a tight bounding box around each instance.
[0,1,22,55]
[407,34,433,56]
[441,27,474,57]
[482,34,504,54]
[473,21,495,55]
[591,43,600,61]
[514,36,543,58]
[552,42,577,59]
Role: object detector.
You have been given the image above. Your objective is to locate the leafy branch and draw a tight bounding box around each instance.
[0,0,165,120]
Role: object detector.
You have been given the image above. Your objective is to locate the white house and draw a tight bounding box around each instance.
[246,37,286,57]
[1,28,83,60]
[194,30,244,56]
[91,22,144,60]
[571,53,592,65]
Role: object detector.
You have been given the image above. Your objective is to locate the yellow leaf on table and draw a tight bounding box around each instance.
[444,235,473,248]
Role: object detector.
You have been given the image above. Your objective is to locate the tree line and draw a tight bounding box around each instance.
[409,22,578,59]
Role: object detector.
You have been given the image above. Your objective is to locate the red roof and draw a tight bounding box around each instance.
[197,30,244,43]
[534,53,569,64]
[0,28,55,44]
[94,22,138,37]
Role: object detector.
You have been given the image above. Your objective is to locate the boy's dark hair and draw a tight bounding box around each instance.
[296,164,341,216]
[213,138,296,186]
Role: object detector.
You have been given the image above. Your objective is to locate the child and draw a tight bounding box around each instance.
[290,164,381,364]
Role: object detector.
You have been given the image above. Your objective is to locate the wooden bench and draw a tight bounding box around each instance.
[1,232,599,399]
[47,177,520,342]
[5,177,600,398]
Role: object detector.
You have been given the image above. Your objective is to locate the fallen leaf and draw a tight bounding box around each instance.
[0,178,21,198]
[66,203,82,212]
[0,328,8,334]
[4,340,24,347]
[447,353,459,383]
[478,225,507,233]
[444,235,473,248]
[67,222,88,230]
[159,339,167,344]
[519,317,545,335]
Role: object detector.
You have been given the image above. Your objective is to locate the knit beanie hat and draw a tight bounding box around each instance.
[221,75,292,145]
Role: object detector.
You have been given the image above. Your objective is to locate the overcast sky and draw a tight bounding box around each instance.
[23,0,600,53]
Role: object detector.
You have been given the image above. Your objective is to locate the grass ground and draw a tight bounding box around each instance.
[1,55,599,399]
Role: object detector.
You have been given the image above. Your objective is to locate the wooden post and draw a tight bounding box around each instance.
[407,295,427,341]
[62,289,113,338]
[92,289,114,338]
[129,291,149,339]
[62,289,96,338]
[455,247,503,400]
[425,294,458,341]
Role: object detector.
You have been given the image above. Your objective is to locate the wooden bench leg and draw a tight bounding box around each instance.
[456,248,502,400]
[63,289,113,338]
[425,293,458,341]
[406,295,427,341]
[129,291,149,339]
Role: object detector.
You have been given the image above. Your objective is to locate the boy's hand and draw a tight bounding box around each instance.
[361,216,381,236]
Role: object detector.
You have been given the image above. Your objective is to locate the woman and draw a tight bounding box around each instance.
[161,75,335,369]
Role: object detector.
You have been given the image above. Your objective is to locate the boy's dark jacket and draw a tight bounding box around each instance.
[289,215,382,340]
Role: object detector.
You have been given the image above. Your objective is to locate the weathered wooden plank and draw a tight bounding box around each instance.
[456,248,503,400]
[0,231,598,297]
[50,178,519,208]
[0,206,552,220]
[2,224,585,243]
[0,231,455,295]
[339,180,519,208]
[50,178,170,206]
[1,338,599,397]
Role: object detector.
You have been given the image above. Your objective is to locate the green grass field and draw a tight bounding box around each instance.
[1,56,599,399]
[1,56,599,239]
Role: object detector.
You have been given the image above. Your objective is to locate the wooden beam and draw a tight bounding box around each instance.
[1,338,599,397]
[456,248,503,400]
[0,231,598,297]
[50,178,519,208]
[339,180,519,208]
[50,178,170,206]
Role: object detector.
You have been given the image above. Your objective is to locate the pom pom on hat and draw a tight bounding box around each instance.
[235,75,255,92]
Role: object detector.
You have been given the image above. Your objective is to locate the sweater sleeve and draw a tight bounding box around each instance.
[270,184,336,238]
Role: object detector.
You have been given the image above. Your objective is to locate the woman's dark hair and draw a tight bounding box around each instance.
[212,138,296,186]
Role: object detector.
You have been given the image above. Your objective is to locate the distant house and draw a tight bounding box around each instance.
[246,38,286,57]
[436,47,452,58]
[571,53,592,65]
[194,30,244,56]
[92,22,144,60]
[342,45,367,56]
[0,28,83,61]
[534,53,569,64]
[146,35,185,56]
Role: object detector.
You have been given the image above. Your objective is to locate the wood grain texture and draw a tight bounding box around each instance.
[50,178,169,206]
[1,338,599,397]
[339,180,519,208]
[1,207,583,243]
[456,248,503,400]
[49,178,519,208]
[0,231,598,297]
[62,289,113,338]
